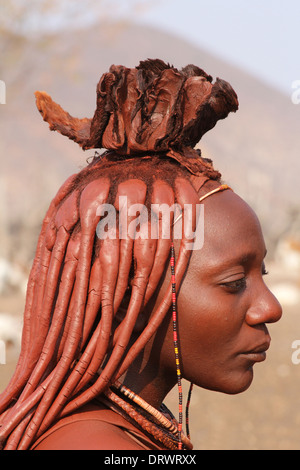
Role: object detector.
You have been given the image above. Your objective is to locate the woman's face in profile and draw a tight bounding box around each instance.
[155,190,282,395]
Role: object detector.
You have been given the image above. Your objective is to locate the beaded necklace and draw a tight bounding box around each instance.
[104,381,193,450]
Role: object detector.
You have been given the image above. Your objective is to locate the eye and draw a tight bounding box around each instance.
[221,277,247,293]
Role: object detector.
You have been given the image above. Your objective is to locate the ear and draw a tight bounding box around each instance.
[35,91,92,148]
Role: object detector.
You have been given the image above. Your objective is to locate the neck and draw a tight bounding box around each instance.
[121,359,176,411]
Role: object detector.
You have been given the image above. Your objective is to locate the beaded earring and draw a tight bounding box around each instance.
[170,242,193,449]
[169,183,233,447]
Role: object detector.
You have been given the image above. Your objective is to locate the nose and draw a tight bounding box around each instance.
[246,285,283,326]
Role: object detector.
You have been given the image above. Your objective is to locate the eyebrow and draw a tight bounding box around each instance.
[202,248,267,275]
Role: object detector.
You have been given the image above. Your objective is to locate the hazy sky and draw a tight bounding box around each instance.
[129,0,300,97]
[4,0,299,98]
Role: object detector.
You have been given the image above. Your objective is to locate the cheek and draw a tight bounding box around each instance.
[177,285,241,348]
[176,286,252,393]
[177,296,229,373]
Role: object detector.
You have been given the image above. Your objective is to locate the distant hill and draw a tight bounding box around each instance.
[1,21,299,265]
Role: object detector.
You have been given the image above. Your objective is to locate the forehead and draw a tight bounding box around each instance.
[190,190,266,271]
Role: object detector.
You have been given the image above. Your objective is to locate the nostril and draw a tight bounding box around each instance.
[246,289,283,326]
[262,289,283,324]
[270,294,283,323]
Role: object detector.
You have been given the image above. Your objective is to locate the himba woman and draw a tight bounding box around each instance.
[0,59,282,450]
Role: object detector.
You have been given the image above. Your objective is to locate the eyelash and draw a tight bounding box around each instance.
[222,277,246,293]
[222,267,269,293]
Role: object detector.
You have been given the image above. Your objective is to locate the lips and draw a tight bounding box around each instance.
[239,340,271,362]
[244,341,270,355]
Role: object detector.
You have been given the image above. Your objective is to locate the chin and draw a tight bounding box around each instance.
[202,367,255,395]
[222,367,254,395]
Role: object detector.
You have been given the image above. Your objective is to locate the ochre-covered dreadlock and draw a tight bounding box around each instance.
[0,59,238,450]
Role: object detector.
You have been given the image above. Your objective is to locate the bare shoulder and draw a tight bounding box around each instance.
[32,416,147,450]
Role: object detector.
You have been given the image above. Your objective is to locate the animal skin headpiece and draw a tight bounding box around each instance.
[35,59,238,175]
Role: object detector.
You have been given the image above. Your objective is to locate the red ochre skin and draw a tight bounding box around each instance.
[0,59,281,451]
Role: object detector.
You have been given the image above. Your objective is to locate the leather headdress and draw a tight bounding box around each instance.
[35,59,238,175]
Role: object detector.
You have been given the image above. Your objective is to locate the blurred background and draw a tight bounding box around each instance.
[0,0,299,449]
